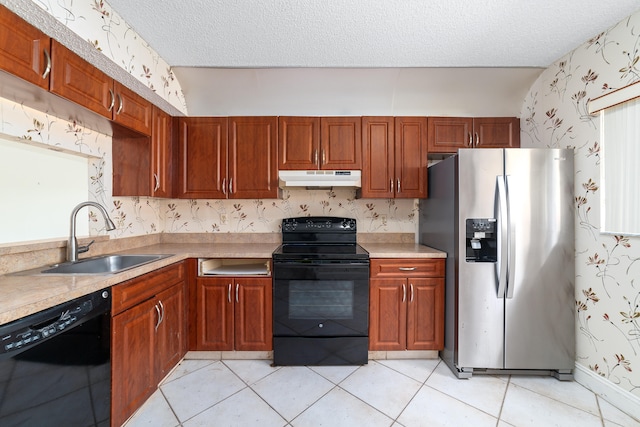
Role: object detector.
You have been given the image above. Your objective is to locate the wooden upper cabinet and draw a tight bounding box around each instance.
[279,116,361,170]
[112,81,153,136]
[0,5,51,89]
[229,116,278,199]
[50,40,113,119]
[321,117,362,169]
[360,116,427,199]
[427,117,473,152]
[50,40,152,135]
[151,106,172,198]
[428,116,520,153]
[361,116,395,198]
[278,116,320,169]
[473,117,520,149]
[395,117,428,198]
[176,117,228,199]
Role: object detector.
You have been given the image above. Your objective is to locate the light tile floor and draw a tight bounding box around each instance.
[124,358,640,427]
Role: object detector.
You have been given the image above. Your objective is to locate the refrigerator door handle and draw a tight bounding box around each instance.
[496,176,508,298]
[505,175,516,299]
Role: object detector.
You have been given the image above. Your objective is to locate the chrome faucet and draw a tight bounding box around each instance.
[67,201,116,262]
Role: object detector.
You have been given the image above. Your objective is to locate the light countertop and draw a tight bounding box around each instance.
[0,242,445,325]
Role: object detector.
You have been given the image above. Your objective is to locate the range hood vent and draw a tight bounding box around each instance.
[278,170,361,189]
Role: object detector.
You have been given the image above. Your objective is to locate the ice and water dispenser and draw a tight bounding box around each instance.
[465,218,497,262]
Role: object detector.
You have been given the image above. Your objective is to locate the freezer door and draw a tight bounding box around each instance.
[503,149,575,370]
[456,149,505,369]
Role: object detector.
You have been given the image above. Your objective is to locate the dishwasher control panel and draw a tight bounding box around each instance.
[0,289,110,355]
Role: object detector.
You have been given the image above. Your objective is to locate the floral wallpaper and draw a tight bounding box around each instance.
[521,12,640,400]
[31,0,188,114]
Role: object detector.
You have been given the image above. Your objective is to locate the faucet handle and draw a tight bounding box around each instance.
[78,240,95,255]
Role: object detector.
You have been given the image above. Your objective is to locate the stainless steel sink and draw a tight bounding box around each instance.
[41,254,173,275]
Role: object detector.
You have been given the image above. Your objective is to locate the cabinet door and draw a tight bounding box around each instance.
[234,277,273,351]
[195,277,234,350]
[395,117,427,198]
[156,282,187,379]
[151,106,173,197]
[320,117,362,169]
[0,5,50,89]
[50,40,113,119]
[278,116,320,170]
[369,278,406,351]
[112,133,151,197]
[473,117,520,149]
[360,117,394,198]
[113,81,152,136]
[427,117,473,153]
[229,116,278,199]
[111,297,158,427]
[176,117,228,199]
[407,278,444,350]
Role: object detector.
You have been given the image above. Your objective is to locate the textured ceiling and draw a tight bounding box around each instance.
[107,0,640,68]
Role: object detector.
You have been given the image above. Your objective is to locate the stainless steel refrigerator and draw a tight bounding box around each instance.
[419,148,575,379]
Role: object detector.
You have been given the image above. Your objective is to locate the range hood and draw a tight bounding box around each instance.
[278,170,361,189]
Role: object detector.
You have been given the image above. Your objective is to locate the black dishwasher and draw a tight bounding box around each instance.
[0,289,111,427]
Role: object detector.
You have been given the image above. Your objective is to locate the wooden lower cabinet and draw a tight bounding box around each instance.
[194,276,272,351]
[369,258,444,351]
[111,262,187,427]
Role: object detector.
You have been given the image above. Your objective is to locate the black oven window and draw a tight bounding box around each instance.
[289,280,354,319]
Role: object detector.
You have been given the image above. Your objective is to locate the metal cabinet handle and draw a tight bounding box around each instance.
[222,178,227,195]
[153,173,160,191]
[390,179,393,193]
[235,283,239,303]
[154,303,161,331]
[42,48,51,79]
[158,300,165,326]
[108,89,115,112]
[228,284,232,303]
[314,149,318,165]
[229,178,233,194]
[474,132,479,147]
[321,149,326,165]
[468,132,473,147]
[399,267,417,271]
[116,93,123,114]
[410,284,414,302]
[397,178,400,194]
[402,284,406,303]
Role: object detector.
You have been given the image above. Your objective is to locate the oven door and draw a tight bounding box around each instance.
[273,260,369,337]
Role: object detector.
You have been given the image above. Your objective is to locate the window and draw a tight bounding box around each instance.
[590,83,640,235]
[0,136,91,244]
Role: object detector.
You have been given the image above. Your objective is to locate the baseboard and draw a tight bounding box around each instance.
[574,363,640,421]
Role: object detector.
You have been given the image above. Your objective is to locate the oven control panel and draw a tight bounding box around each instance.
[282,217,356,232]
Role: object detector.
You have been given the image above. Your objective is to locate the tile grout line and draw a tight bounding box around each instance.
[495,375,511,425]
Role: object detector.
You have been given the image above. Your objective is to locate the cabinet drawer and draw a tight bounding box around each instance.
[370,258,444,278]
[112,262,185,315]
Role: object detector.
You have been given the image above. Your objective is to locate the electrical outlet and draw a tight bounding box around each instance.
[380,214,387,224]
[220,214,227,224]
